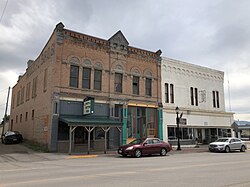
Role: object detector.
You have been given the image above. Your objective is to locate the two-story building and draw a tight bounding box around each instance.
[10,23,163,153]
[161,57,234,145]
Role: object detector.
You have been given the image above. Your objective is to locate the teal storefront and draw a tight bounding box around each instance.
[122,103,163,144]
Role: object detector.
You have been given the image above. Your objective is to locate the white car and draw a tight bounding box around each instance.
[208,138,247,153]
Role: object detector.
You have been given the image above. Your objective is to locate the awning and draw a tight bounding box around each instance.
[59,115,122,127]
[59,115,122,155]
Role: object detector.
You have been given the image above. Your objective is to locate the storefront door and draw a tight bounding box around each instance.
[197,129,202,143]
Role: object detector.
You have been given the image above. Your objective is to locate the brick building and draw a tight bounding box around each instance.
[10,23,163,152]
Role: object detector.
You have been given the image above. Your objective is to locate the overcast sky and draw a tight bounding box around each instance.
[0,0,250,121]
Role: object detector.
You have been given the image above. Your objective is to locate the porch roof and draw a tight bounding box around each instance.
[59,115,122,127]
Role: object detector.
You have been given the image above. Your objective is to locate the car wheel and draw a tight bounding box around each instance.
[160,148,167,156]
[240,145,246,152]
[134,149,142,158]
[225,146,230,153]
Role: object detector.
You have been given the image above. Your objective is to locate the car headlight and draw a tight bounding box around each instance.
[126,146,134,150]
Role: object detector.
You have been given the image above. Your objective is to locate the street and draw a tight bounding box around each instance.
[0,144,250,187]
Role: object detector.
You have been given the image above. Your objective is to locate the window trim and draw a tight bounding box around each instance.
[69,65,79,88]
[114,73,123,93]
[82,67,91,89]
[145,78,152,96]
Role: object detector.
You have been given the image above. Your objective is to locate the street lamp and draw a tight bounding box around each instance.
[175,106,182,151]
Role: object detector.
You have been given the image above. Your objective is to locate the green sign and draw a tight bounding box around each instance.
[83,97,94,115]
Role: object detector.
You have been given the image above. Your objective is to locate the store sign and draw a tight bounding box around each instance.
[83,97,94,115]
[179,118,187,125]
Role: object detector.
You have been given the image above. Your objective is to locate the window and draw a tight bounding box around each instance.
[25,112,28,121]
[20,114,22,123]
[26,82,31,101]
[54,102,58,114]
[190,87,198,106]
[32,76,38,98]
[165,83,174,103]
[70,65,79,88]
[94,69,102,90]
[170,84,174,103]
[43,68,48,92]
[82,67,91,89]
[17,90,20,106]
[213,91,220,108]
[115,104,122,118]
[216,91,220,108]
[165,83,169,103]
[195,88,198,106]
[132,76,139,95]
[12,94,15,109]
[115,73,122,93]
[190,87,194,105]
[16,115,18,123]
[145,78,152,96]
[21,87,25,104]
[32,109,34,120]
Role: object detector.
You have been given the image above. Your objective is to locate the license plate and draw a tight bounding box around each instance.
[13,138,17,141]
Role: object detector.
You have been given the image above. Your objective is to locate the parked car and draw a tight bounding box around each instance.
[208,138,247,153]
[117,138,172,158]
[1,131,23,144]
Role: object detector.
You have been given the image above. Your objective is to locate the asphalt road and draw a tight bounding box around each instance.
[0,143,250,187]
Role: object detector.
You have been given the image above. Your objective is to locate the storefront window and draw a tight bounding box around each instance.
[58,122,69,140]
[127,107,157,139]
[241,129,250,139]
[168,127,176,140]
[95,127,104,139]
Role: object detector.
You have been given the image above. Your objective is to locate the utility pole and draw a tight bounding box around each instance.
[1,86,10,138]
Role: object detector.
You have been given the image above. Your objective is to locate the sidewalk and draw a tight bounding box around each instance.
[66,144,209,158]
[170,144,209,154]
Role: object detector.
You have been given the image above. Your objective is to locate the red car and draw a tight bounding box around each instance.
[117,138,172,158]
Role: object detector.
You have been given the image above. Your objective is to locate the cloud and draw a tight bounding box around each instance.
[0,71,18,118]
[0,0,250,120]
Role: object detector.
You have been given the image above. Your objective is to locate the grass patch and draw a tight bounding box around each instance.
[22,140,50,153]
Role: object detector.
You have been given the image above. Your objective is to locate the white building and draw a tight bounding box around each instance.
[162,57,234,144]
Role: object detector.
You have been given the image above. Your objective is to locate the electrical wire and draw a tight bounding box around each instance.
[0,0,9,23]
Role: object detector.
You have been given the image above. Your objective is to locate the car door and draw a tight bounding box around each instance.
[151,138,162,154]
[141,139,154,155]
[234,139,242,150]
[229,139,237,150]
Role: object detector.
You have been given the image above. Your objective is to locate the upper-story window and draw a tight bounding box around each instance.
[94,69,102,90]
[17,90,20,106]
[145,78,152,96]
[70,65,79,88]
[20,87,25,104]
[132,76,139,95]
[43,68,48,92]
[213,91,220,108]
[82,67,91,89]
[32,76,38,98]
[115,73,122,93]
[165,83,174,103]
[190,87,198,106]
[26,82,31,101]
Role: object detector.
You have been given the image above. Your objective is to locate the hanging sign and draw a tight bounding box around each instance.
[83,97,94,115]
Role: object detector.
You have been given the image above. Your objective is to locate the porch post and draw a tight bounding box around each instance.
[69,126,72,155]
[158,108,163,140]
[122,107,128,145]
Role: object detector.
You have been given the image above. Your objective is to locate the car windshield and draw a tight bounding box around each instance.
[215,138,229,142]
[129,139,145,144]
